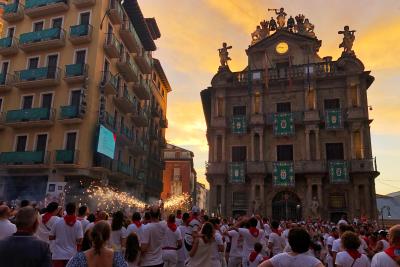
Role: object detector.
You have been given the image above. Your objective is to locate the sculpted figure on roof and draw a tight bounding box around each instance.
[218,42,232,67]
[338,26,356,56]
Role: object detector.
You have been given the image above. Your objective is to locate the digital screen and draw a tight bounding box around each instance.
[97,125,116,159]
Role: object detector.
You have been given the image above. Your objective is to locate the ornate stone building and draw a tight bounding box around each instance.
[201,9,379,222]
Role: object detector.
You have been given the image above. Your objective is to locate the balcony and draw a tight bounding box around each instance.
[0,37,19,56]
[119,19,141,53]
[113,161,134,177]
[104,33,120,58]
[25,0,69,18]
[116,53,139,82]
[72,0,95,8]
[250,113,264,125]
[4,108,54,128]
[54,150,79,166]
[304,110,320,123]
[206,162,226,175]
[108,0,123,25]
[131,109,148,127]
[0,73,14,91]
[100,71,118,95]
[19,28,65,52]
[134,50,152,74]
[211,116,227,128]
[64,63,88,84]
[103,111,117,131]
[59,105,84,124]
[350,158,377,173]
[92,153,112,172]
[129,139,146,155]
[69,24,93,45]
[117,124,134,145]
[2,2,24,22]
[114,87,137,114]
[294,161,326,173]
[132,79,151,100]
[347,107,368,120]
[247,161,266,174]
[0,151,49,167]
[14,67,61,89]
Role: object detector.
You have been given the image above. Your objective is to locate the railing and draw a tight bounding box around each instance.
[108,0,123,18]
[20,27,64,44]
[120,124,133,140]
[25,0,66,9]
[70,24,92,38]
[119,52,139,76]
[104,111,117,130]
[4,2,21,14]
[105,32,120,49]
[0,73,14,87]
[101,71,118,89]
[59,105,83,119]
[0,36,17,49]
[115,161,133,176]
[120,19,141,47]
[5,108,52,122]
[15,67,61,82]
[65,63,87,77]
[55,150,79,164]
[0,151,48,165]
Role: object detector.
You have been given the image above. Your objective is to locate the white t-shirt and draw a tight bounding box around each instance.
[184,218,201,246]
[332,238,342,253]
[126,223,143,243]
[36,215,59,243]
[177,225,188,261]
[268,232,285,256]
[269,252,322,267]
[211,231,224,265]
[175,218,183,226]
[50,219,83,260]
[282,229,290,245]
[161,226,181,249]
[0,219,16,239]
[140,221,167,266]
[371,251,398,267]
[110,227,128,251]
[380,239,390,251]
[264,224,272,237]
[335,251,370,267]
[228,230,243,258]
[238,228,265,258]
[247,253,265,267]
[77,217,89,233]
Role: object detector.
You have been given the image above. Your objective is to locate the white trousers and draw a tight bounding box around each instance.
[162,250,178,267]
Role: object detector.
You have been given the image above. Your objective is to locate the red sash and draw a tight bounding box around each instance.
[249,251,259,262]
[384,246,400,262]
[42,213,52,224]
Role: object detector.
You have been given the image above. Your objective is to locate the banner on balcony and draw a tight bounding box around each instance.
[229,163,245,183]
[231,116,247,134]
[273,162,295,186]
[273,113,294,136]
[325,109,343,129]
[329,161,349,183]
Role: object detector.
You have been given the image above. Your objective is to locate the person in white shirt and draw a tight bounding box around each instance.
[177,212,189,267]
[210,218,225,267]
[140,206,167,267]
[226,229,244,267]
[374,230,390,253]
[245,242,266,267]
[77,206,89,233]
[260,227,324,267]
[332,224,353,264]
[162,214,182,267]
[126,212,143,242]
[49,202,83,266]
[335,231,370,267]
[184,206,201,255]
[0,205,16,239]
[236,217,265,266]
[338,215,348,226]
[371,224,400,267]
[36,202,60,253]
[325,227,339,267]
[175,210,183,226]
[110,211,128,252]
[85,211,108,232]
[268,221,285,257]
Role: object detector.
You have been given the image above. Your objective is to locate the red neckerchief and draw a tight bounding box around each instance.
[186,215,198,226]
[272,229,281,236]
[42,212,52,224]
[167,222,177,232]
[132,220,142,228]
[346,249,361,260]
[176,214,182,219]
[331,233,339,239]
[249,251,259,262]
[64,215,77,227]
[249,227,259,238]
[384,246,400,261]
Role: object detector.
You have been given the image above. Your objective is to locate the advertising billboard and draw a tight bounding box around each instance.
[97,125,116,159]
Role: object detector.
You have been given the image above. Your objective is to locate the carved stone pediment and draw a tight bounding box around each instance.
[211,66,236,87]
[336,55,365,73]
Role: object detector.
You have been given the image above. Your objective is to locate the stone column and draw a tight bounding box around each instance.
[315,129,321,160]
[213,135,217,162]
[222,134,226,161]
[251,132,255,161]
[353,184,360,216]
[350,131,356,160]
[259,132,264,161]
[360,127,365,159]
[364,185,370,217]
[306,178,312,218]
[305,129,310,160]
[317,182,323,212]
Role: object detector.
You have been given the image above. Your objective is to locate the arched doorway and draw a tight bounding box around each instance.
[272,191,301,221]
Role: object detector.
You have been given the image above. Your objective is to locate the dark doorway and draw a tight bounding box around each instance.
[70,90,81,107]
[277,145,293,161]
[276,102,291,113]
[324,99,340,110]
[52,18,63,29]
[47,55,58,79]
[330,212,347,223]
[66,132,77,151]
[28,57,39,69]
[22,96,33,109]
[232,106,246,116]
[16,136,27,152]
[232,146,246,162]
[75,50,86,65]
[272,191,301,221]
[41,93,52,109]
[35,134,47,151]
[80,12,90,25]
[33,21,44,32]
[326,143,344,160]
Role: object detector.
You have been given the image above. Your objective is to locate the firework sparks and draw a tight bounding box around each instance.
[163,193,191,212]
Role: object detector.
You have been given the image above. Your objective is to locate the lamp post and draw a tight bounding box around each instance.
[380,205,391,229]
[296,204,301,222]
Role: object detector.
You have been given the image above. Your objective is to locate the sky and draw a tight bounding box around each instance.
[139,0,400,195]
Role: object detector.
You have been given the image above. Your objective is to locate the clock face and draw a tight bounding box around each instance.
[276,42,289,54]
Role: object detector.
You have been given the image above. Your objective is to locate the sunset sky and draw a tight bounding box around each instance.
[140,0,400,195]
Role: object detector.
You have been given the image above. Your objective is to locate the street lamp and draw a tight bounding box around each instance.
[380,205,391,229]
[296,204,301,222]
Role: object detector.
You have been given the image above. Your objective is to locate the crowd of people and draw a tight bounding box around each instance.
[0,199,400,267]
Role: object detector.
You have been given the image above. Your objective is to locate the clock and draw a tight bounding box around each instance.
[276,42,289,54]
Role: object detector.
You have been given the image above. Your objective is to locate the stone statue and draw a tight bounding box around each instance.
[260,20,270,38]
[218,42,232,67]
[338,26,356,55]
[269,7,287,29]
[303,18,315,37]
[269,17,277,31]
[287,16,295,32]
[311,196,319,216]
[251,25,263,44]
[295,14,305,33]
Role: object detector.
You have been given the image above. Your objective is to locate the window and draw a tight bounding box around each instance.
[35,134,48,151]
[51,17,63,29]
[350,85,359,107]
[7,27,15,38]
[41,93,53,108]
[1,61,9,74]
[329,194,346,209]
[232,192,247,209]
[15,136,27,152]
[232,146,246,162]
[28,57,39,69]
[79,12,90,25]
[276,62,289,79]
[277,145,293,161]
[326,143,344,160]
[173,168,180,180]
[276,102,291,113]
[233,106,246,116]
[22,95,33,109]
[0,98,3,112]
[70,90,81,107]
[33,21,44,32]
[252,71,261,80]
[47,54,58,79]
[324,99,340,110]
[75,50,86,65]
[254,92,260,114]
[65,132,77,151]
